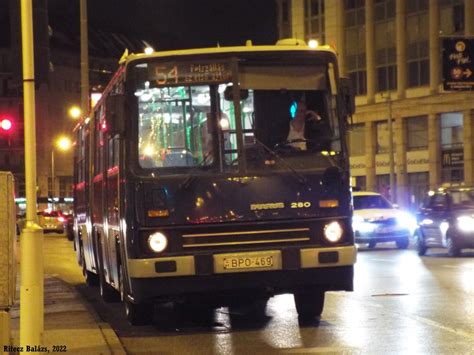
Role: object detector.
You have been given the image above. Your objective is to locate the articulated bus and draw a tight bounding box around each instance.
[73,39,356,325]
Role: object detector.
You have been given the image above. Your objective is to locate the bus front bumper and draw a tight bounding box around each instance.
[127,246,356,302]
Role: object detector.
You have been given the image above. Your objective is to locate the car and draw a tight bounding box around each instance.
[37,210,66,234]
[352,191,414,249]
[414,186,474,257]
[61,212,74,241]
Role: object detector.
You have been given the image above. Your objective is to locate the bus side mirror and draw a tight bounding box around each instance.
[339,77,355,117]
[106,94,125,136]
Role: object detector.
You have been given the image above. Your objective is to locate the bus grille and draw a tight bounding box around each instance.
[181,227,311,249]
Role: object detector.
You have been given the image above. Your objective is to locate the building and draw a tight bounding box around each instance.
[0,1,150,202]
[276,0,474,209]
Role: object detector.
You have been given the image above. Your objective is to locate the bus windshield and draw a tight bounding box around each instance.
[130,58,341,173]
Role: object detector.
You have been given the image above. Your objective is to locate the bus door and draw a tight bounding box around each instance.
[105,135,121,286]
[76,123,96,270]
[92,110,106,271]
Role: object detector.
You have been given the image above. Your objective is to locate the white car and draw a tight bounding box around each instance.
[352,191,414,249]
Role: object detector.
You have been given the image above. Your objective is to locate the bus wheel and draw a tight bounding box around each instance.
[293,288,325,321]
[125,299,153,325]
[81,245,99,287]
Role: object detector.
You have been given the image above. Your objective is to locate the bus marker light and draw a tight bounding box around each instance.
[148,209,169,218]
[319,200,339,208]
[148,232,168,252]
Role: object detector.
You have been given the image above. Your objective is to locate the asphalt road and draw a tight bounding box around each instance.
[44,235,474,354]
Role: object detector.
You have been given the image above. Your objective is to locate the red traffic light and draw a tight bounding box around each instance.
[0,117,13,132]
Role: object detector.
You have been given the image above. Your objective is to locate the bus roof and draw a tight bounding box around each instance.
[121,39,337,65]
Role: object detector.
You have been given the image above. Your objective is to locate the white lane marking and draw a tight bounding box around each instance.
[282,347,360,354]
[331,293,474,341]
[408,314,474,341]
[368,258,395,262]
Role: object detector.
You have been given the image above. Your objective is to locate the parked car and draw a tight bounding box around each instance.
[414,186,474,256]
[62,212,74,241]
[352,191,413,249]
[37,210,65,234]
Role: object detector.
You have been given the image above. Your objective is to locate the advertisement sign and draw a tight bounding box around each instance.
[442,149,464,167]
[442,37,474,91]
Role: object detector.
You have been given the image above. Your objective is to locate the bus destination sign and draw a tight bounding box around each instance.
[442,37,474,91]
[149,61,232,86]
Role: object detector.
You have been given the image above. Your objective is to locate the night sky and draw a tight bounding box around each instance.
[47,0,278,50]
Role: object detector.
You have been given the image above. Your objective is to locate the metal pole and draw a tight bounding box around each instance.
[51,150,55,198]
[20,0,44,346]
[387,92,395,203]
[80,0,89,116]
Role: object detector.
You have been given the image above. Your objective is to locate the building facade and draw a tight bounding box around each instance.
[276,0,474,209]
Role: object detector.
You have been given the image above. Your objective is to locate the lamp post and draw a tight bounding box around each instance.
[51,136,72,198]
[68,105,82,120]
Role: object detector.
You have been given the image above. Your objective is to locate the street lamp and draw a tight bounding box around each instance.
[68,105,82,120]
[51,136,72,198]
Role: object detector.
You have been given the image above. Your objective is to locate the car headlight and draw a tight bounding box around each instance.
[352,215,376,233]
[396,211,417,233]
[148,232,168,252]
[439,221,449,235]
[457,216,474,232]
[324,221,343,243]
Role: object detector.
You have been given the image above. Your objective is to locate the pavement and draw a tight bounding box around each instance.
[8,275,126,354]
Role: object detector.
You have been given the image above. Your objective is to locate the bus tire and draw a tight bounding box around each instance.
[119,264,153,325]
[293,288,325,321]
[125,299,153,325]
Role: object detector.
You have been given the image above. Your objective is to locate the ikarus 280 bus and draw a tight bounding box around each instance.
[73,38,356,325]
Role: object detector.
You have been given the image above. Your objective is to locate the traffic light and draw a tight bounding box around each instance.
[0,117,14,133]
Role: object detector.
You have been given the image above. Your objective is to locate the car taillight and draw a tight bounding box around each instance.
[57,216,66,223]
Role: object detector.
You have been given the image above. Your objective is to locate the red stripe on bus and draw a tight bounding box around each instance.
[107,166,119,176]
[93,174,103,183]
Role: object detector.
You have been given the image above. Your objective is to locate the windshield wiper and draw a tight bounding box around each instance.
[252,138,308,186]
[178,151,214,190]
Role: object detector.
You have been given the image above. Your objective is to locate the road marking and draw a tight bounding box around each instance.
[368,258,395,263]
[282,346,360,354]
[407,314,474,341]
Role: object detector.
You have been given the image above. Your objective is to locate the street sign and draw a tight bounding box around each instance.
[442,37,474,91]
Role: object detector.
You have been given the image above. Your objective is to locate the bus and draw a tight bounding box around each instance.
[73,38,356,325]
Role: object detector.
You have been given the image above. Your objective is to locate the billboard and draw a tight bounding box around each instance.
[442,37,474,91]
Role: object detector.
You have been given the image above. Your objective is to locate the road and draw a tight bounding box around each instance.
[44,235,474,354]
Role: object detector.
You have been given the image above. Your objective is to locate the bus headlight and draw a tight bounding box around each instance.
[324,221,343,243]
[148,232,168,253]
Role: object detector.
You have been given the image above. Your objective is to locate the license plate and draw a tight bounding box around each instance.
[378,226,397,233]
[223,256,274,270]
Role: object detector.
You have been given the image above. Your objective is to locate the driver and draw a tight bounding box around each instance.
[287,98,321,150]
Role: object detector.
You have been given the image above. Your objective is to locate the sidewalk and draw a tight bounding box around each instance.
[9,275,126,354]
